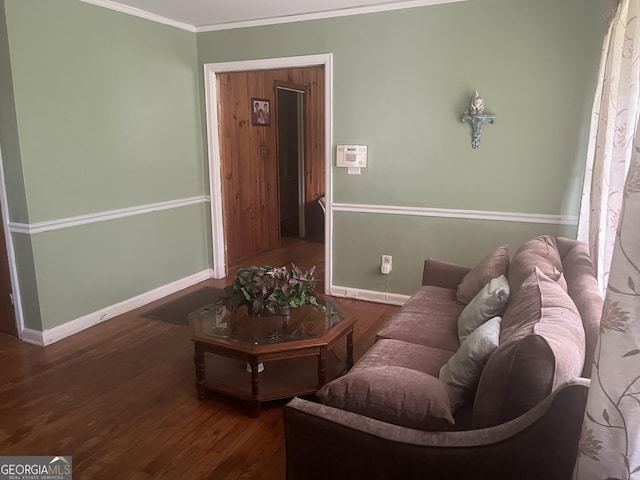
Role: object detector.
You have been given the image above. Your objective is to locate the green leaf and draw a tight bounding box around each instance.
[603,409,610,424]
[623,349,640,358]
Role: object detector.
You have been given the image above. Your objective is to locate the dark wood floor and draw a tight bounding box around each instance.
[0,238,400,479]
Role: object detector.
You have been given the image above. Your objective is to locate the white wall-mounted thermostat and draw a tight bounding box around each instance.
[336,145,367,174]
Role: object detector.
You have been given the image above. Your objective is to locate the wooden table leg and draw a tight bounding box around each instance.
[318,347,327,386]
[194,346,206,400]
[346,330,354,371]
[249,360,260,417]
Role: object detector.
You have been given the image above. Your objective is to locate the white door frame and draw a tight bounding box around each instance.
[0,143,25,339]
[203,54,333,293]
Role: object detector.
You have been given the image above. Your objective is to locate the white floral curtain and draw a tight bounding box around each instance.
[575,3,640,477]
[575,135,640,480]
[577,0,640,294]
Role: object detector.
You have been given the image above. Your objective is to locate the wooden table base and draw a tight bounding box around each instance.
[192,329,354,417]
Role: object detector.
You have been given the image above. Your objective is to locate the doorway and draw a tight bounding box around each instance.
[204,55,333,291]
[277,85,306,239]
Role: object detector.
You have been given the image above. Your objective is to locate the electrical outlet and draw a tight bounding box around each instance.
[381,255,392,274]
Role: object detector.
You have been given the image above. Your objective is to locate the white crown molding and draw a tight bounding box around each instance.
[331,285,409,306]
[22,268,214,346]
[8,196,210,235]
[195,0,468,32]
[82,0,468,33]
[332,203,579,226]
[81,0,196,32]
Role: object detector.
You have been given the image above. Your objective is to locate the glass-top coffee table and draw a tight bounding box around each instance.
[190,298,355,417]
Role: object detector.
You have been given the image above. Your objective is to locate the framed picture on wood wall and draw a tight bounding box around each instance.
[251,97,271,126]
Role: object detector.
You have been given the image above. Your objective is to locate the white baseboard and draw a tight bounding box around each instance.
[22,269,214,346]
[330,285,410,306]
[22,274,403,346]
[21,328,45,346]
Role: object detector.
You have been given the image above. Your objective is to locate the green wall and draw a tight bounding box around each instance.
[1,0,209,330]
[197,0,607,294]
[0,0,39,329]
[5,0,204,221]
[0,0,27,223]
[333,212,577,294]
[30,205,210,330]
[0,0,610,335]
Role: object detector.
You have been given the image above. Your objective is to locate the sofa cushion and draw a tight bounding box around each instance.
[401,285,461,312]
[440,316,502,397]
[376,311,461,353]
[316,366,464,430]
[472,268,585,428]
[456,245,510,304]
[458,275,510,344]
[500,267,584,347]
[557,238,603,378]
[354,339,455,377]
[377,286,463,352]
[508,235,567,292]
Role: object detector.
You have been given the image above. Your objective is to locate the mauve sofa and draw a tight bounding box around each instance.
[284,236,602,480]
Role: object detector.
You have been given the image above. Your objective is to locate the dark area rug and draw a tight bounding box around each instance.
[141,286,227,325]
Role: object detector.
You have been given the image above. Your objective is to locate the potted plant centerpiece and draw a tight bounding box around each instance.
[222,264,325,317]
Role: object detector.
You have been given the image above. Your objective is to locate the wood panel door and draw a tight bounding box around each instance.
[217,66,325,266]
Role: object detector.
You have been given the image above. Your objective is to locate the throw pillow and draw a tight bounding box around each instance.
[472,267,585,428]
[456,245,510,304]
[439,316,502,397]
[316,366,463,430]
[458,275,510,344]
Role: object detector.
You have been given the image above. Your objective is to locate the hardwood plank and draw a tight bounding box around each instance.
[0,239,400,479]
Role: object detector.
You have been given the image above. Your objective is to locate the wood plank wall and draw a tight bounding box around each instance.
[218,66,325,266]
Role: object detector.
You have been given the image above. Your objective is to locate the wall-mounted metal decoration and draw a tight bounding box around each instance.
[461,91,495,149]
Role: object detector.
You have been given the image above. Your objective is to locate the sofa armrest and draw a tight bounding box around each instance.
[284,378,588,480]
[421,258,471,289]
